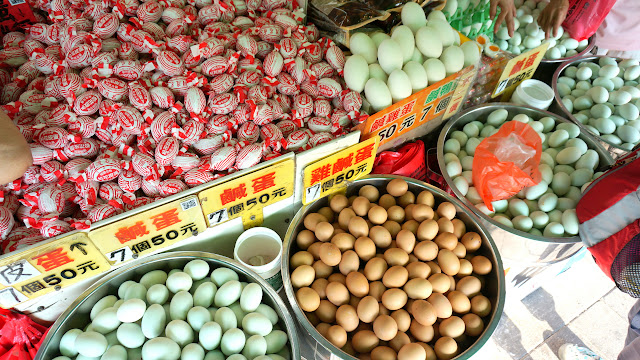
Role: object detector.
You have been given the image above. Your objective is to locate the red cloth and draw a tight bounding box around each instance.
[0,309,49,360]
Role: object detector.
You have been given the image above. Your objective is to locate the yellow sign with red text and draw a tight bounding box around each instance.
[356,66,474,148]
[199,158,295,229]
[492,43,550,100]
[443,66,477,120]
[88,196,207,266]
[303,137,379,205]
[0,232,110,308]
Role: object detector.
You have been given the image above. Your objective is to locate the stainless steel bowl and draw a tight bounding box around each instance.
[36,251,301,360]
[437,103,614,265]
[282,175,506,360]
[552,55,631,159]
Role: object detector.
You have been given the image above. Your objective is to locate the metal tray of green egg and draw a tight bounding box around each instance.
[36,251,300,360]
[437,103,614,266]
[552,55,640,159]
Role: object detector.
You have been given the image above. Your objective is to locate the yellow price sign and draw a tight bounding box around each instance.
[0,232,110,308]
[199,158,295,229]
[492,43,550,100]
[303,137,379,205]
[443,66,477,120]
[89,196,207,266]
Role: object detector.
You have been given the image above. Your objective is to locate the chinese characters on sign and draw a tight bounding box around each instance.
[443,66,478,120]
[88,196,207,266]
[358,72,463,148]
[0,233,109,308]
[492,43,550,99]
[199,158,295,228]
[303,137,380,204]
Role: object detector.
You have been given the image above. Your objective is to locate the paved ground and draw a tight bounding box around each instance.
[475,252,637,360]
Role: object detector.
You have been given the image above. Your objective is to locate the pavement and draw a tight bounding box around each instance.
[474,252,637,360]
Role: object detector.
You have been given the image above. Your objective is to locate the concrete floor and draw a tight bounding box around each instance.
[474,253,637,360]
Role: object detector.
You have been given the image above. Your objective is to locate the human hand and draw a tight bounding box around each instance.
[538,0,570,39]
[491,0,517,37]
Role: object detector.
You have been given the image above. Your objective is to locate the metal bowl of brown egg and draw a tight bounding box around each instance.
[282,175,506,360]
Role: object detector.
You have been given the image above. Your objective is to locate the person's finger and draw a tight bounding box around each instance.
[553,12,563,38]
[495,10,507,33]
[506,13,514,37]
[489,0,498,19]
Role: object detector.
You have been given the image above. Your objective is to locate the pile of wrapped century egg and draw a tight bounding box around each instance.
[53,259,290,360]
[343,4,481,112]
[557,57,640,150]
[493,0,589,58]
[0,0,365,251]
[443,109,605,238]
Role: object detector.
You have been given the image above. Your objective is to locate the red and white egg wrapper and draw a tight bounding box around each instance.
[0,0,369,246]
[0,207,16,240]
[158,179,188,197]
[184,168,216,187]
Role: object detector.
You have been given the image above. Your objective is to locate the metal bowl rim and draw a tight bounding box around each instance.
[282,175,506,360]
[36,251,301,360]
[437,102,614,244]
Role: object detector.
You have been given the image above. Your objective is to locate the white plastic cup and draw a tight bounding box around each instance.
[234,227,283,291]
[510,79,554,110]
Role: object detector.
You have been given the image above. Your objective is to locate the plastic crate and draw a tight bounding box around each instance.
[445,0,495,41]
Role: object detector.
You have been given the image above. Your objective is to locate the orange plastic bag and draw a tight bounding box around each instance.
[472,121,542,211]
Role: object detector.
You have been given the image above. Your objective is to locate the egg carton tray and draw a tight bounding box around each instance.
[447,0,495,41]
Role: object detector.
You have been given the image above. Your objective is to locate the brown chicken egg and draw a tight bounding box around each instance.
[387,179,409,197]
[462,313,485,336]
[373,314,399,341]
[406,261,431,279]
[291,265,316,288]
[412,204,434,222]
[387,205,406,222]
[370,226,392,247]
[398,343,426,360]
[315,222,334,242]
[447,290,471,314]
[404,278,433,300]
[338,208,357,230]
[346,271,370,297]
[336,304,360,332]
[330,194,349,213]
[461,232,482,251]
[305,213,328,231]
[352,330,380,353]
[349,216,369,238]
[319,242,342,266]
[291,251,314,268]
[339,250,360,275]
[297,287,320,312]
[413,241,438,261]
[364,257,388,281]
[471,255,493,275]
[417,220,439,241]
[326,282,350,306]
[379,194,397,209]
[434,337,458,360]
[326,324,347,348]
[297,230,316,249]
[311,278,329,299]
[382,266,409,288]
[360,185,381,202]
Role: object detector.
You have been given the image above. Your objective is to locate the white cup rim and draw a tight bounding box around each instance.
[234,227,283,273]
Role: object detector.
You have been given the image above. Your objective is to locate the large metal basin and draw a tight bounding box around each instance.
[36,251,301,360]
[282,175,506,360]
[437,103,614,265]
[551,55,631,159]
